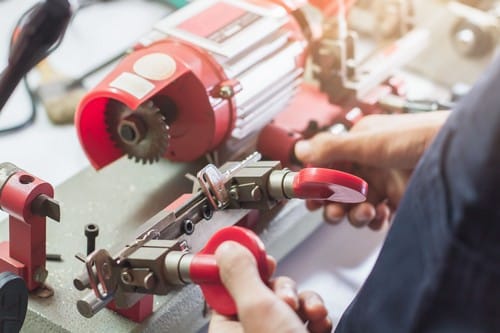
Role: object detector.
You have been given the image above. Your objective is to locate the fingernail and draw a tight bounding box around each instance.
[353,209,372,225]
[277,285,298,309]
[295,140,312,161]
[327,215,343,225]
[305,294,322,308]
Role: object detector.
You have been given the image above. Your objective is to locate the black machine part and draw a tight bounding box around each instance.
[0,272,28,333]
[0,0,72,112]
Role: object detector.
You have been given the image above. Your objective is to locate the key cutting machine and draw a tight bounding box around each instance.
[75,0,426,168]
[0,1,431,331]
[73,152,368,323]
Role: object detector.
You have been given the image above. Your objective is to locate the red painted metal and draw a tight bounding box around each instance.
[75,0,341,169]
[292,168,368,203]
[76,39,235,169]
[190,226,269,316]
[107,295,154,323]
[0,170,54,291]
[257,83,344,166]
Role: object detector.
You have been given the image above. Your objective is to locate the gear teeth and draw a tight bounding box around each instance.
[104,99,169,164]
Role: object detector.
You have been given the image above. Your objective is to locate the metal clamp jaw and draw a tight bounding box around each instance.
[78,226,268,318]
[74,153,367,318]
[79,235,186,310]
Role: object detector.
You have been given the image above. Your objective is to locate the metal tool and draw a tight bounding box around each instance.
[0,163,60,291]
[74,153,367,320]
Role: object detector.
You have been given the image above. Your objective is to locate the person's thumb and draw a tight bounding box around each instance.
[215,241,271,308]
[215,241,306,333]
[294,132,352,166]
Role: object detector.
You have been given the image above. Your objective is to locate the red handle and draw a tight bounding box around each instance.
[189,226,269,316]
[293,168,368,203]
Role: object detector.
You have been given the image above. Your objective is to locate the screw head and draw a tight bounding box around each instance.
[121,270,134,284]
[85,224,99,238]
[219,85,234,99]
[229,188,239,200]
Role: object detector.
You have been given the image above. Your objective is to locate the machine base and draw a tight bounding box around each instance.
[0,157,323,333]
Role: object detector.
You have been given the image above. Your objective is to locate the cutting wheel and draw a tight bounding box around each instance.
[104,100,169,164]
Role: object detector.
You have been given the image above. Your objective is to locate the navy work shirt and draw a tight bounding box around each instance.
[336,57,500,332]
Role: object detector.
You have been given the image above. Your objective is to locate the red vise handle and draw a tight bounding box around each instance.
[186,226,269,316]
[270,167,368,204]
[292,168,368,203]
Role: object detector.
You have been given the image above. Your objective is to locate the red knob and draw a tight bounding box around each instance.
[293,168,368,203]
[189,226,269,316]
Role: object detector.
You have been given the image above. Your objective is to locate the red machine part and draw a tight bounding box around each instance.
[257,83,345,166]
[190,226,269,316]
[75,0,360,169]
[107,295,154,323]
[76,39,235,168]
[0,167,58,291]
[292,168,367,203]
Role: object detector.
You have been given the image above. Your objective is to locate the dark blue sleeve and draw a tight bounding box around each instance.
[335,57,500,333]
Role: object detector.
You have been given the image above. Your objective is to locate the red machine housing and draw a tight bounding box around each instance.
[75,0,360,169]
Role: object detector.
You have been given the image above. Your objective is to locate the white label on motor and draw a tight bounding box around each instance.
[109,72,155,99]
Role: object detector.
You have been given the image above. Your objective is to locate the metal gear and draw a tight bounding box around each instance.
[104,100,169,164]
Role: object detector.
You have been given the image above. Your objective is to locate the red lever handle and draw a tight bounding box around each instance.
[189,226,269,316]
[293,168,368,203]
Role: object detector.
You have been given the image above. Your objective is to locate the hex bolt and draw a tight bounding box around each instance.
[85,224,99,255]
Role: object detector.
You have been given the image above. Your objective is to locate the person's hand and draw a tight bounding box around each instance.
[294,111,450,229]
[208,241,332,333]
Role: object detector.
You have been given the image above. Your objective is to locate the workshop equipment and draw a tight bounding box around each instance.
[79,226,269,318]
[409,0,499,86]
[75,0,424,168]
[0,163,60,292]
[74,152,367,321]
